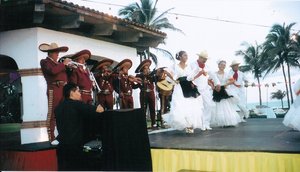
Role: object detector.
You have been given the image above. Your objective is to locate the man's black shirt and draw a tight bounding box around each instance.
[55,98,99,146]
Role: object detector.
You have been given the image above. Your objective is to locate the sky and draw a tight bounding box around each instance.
[67,0,300,104]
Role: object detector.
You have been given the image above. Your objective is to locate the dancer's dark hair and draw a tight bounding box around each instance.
[175,51,186,60]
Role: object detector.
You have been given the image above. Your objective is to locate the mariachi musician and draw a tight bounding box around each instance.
[112,59,141,109]
[92,59,114,110]
[39,42,71,142]
[156,67,175,127]
[68,49,94,105]
[135,59,158,128]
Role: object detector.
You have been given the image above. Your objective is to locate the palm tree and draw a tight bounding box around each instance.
[118,0,181,31]
[236,42,265,106]
[263,22,300,108]
[270,90,286,108]
[118,0,182,63]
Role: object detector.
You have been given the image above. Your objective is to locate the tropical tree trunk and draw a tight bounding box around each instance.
[281,63,290,108]
[281,99,284,108]
[257,77,262,106]
[286,63,294,104]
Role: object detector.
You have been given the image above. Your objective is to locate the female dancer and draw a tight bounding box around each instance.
[163,51,204,133]
[210,59,241,127]
[283,78,300,131]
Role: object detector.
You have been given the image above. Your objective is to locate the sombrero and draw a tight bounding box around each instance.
[196,50,209,59]
[135,59,152,73]
[113,59,132,71]
[39,43,68,52]
[230,60,240,67]
[91,59,114,72]
[70,49,91,61]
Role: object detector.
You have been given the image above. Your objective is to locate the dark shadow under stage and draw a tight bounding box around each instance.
[149,118,300,172]
[149,118,300,153]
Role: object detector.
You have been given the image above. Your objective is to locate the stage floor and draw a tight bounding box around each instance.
[149,118,300,153]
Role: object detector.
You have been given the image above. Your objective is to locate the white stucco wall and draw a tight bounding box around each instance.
[0,27,142,144]
[0,28,48,123]
[36,27,141,108]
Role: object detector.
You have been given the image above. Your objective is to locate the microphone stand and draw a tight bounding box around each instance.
[115,67,121,110]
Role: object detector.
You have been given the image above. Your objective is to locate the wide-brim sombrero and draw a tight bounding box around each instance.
[113,59,132,71]
[196,50,208,59]
[230,60,240,67]
[135,59,152,73]
[69,49,91,61]
[91,59,114,72]
[39,43,69,52]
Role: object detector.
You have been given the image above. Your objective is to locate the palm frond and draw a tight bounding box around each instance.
[149,51,158,66]
[151,7,174,24]
[154,47,175,60]
[118,3,138,17]
[118,0,182,33]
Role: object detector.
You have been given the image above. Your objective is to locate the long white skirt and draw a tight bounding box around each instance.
[210,97,241,127]
[283,96,300,131]
[210,87,241,127]
[163,83,204,130]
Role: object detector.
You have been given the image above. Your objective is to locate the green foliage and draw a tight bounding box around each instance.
[270,90,286,100]
[236,42,264,78]
[271,89,286,109]
[118,0,182,33]
[262,22,300,108]
[236,42,265,105]
[262,23,300,76]
[119,0,179,64]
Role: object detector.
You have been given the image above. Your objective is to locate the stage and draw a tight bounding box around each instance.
[1,118,300,171]
[149,118,300,172]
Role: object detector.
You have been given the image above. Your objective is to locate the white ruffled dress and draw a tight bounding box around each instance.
[210,71,241,127]
[163,63,204,130]
[283,79,300,131]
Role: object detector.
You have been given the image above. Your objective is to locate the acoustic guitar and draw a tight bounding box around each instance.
[156,80,174,96]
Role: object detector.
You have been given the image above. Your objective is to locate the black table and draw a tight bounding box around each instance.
[100,108,152,171]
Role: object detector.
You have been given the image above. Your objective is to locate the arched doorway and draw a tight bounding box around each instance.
[0,55,22,124]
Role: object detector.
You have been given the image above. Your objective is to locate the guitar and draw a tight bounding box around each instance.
[156,80,174,96]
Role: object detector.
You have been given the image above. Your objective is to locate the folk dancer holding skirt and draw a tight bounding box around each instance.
[210,59,241,127]
[163,51,204,133]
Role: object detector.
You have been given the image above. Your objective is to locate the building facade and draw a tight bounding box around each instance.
[0,0,166,144]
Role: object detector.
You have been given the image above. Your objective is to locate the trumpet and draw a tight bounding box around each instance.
[87,67,101,93]
[59,57,84,67]
[66,60,101,93]
[67,61,85,68]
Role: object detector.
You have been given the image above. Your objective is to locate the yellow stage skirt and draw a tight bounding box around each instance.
[151,149,300,172]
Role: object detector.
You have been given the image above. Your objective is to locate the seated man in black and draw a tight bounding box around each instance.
[55,83,104,171]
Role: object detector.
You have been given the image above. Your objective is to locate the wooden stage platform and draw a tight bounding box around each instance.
[149,118,300,172]
[1,118,300,171]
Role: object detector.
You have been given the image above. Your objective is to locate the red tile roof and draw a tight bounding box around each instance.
[52,0,166,36]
